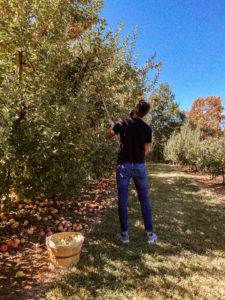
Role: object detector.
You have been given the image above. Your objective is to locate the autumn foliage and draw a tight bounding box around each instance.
[186,96,225,136]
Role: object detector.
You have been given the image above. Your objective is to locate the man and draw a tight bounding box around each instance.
[105,99,157,244]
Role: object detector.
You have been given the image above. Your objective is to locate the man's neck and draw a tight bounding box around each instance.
[133,113,142,119]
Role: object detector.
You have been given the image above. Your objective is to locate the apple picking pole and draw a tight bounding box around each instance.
[77,38,120,146]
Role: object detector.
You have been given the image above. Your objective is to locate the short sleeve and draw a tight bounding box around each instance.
[112,120,124,134]
[145,127,152,143]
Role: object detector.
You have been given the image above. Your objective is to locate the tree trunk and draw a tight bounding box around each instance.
[16,51,23,81]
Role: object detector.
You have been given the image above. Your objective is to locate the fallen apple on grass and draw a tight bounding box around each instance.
[11,221,19,229]
[0,244,8,252]
[14,238,20,244]
[58,225,64,232]
[39,231,45,237]
[11,241,19,249]
[9,218,15,225]
[22,229,28,235]
[88,255,94,262]
[27,228,33,235]
[15,271,25,278]
[23,220,29,226]
[6,240,14,247]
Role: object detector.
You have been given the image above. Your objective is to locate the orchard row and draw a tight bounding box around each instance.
[164,124,225,182]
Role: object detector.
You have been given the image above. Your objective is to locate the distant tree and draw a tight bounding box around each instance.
[147,83,185,162]
[164,124,201,167]
[186,96,225,136]
[164,125,225,184]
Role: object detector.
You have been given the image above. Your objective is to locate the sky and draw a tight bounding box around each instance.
[100,0,225,112]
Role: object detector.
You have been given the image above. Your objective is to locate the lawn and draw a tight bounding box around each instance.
[46,163,225,300]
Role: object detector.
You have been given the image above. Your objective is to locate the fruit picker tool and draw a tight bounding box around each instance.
[77,38,120,146]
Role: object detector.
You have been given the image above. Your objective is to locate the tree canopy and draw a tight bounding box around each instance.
[0,0,161,202]
[186,96,225,136]
[147,83,185,161]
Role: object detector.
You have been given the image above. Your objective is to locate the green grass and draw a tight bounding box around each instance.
[46,163,225,300]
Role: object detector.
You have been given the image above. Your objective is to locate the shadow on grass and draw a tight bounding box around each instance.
[47,163,225,299]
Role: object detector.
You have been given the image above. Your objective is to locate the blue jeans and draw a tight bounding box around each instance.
[116,163,153,234]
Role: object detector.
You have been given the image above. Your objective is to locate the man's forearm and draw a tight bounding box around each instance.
[144,143,151,156]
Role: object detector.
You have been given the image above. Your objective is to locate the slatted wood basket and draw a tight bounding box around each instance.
[46,232,85,268]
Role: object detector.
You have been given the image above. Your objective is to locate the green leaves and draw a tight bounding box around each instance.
[148,83,185,162]
[0,0,160,201]
[164,124,225,180]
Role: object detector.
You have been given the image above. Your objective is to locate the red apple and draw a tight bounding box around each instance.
[32,226,37,232]
[0,244,8,252]
[39,231,45,237]
[11,241,18,249]
[22,229,28,234]
[45,228,51,233]
[58,225,64,232]
[47,231,53,236]
[6,240,14,247]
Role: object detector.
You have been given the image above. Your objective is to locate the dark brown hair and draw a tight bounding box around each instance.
[135,99,150,118]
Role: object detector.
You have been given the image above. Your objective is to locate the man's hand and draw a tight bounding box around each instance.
[108,119,114,129]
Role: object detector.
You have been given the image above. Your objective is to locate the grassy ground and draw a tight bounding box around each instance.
[46,163,225,300]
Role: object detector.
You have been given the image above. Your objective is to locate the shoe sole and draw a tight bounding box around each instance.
[147,238,157,243]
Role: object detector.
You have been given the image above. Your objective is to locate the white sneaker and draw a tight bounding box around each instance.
[116,233,130,243]
[147,232,157,243]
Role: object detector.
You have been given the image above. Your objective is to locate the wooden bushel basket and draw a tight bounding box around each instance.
[46,232,85,268]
